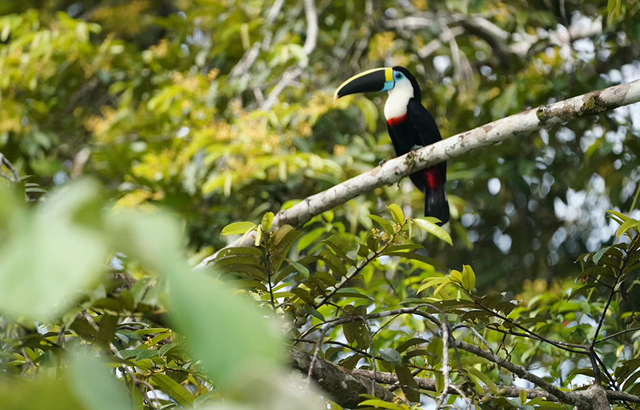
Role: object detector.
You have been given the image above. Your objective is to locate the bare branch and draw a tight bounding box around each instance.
[353,369,558,401]
[0,152,20,183]
[453,339,587,408]
[230,0,286,78]
[261,0,318,110]
[417,26,464,59]
[387,13,603,64]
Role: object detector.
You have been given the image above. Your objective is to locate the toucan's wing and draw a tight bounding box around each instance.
[407,99,442,146]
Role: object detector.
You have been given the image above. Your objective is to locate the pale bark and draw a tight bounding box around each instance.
[271,79,640,229]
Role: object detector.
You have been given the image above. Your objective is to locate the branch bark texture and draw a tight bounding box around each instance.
[290,347,395,408]
[272,79,640,229]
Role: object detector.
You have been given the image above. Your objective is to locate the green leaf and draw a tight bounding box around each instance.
[379,348,402,365]
[106,210,184,271]
[270,225,303,271]
[358,399,405,409]
[261,212,275,231]
[298,227,325,252]
[0,180,108,321]
[606,210,630,224]
[412,218,453,245]
[68,354,134,410]
[396,337,428,353]
[150,373,195,406]
[462,265,476,290]
[334,288,374,300]
[388,204,405,224]
[417,277,449,293]
[383,251,443,269]
[135,349,159,361]
[617,219,638,237]
[593,246,610,264]
[367,214,396,234]
[578,266,615,279]
[395,365,420,402]
[221,221,256,236]
[289,259,310,279]
[466,366,499,393]
[167,268,283,386]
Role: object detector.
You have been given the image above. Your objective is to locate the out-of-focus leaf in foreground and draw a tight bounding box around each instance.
[68,354,134,410]
[0,180,108,321]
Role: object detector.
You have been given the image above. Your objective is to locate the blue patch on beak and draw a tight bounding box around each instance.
[381,80,395,92]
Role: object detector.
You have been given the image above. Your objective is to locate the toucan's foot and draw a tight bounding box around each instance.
[379,159,387,167]
[411,144,424,151]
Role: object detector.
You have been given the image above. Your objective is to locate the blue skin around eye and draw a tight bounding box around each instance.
[381,80,395,91]
[381,71,404,91]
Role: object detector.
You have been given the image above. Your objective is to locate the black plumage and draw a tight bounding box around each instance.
[386,68,449,224]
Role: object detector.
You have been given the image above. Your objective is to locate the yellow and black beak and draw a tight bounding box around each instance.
[334,67,395,101]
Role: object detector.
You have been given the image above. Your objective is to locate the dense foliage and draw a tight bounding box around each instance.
[1,0,640,409]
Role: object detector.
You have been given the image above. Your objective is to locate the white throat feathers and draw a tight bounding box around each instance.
[384,78,414,121]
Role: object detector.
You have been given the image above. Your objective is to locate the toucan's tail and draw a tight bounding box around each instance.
[425,185,450,225]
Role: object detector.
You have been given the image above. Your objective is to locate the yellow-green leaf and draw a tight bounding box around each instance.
[412,218,453,245]
[150,374,194,406]
[358,399,405,409]
[388,204,405,224]
[221,221,256,236]
[462,265,476,290]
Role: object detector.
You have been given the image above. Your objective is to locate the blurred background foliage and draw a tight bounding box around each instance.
[0,0,639,289]
[1,0,640,409]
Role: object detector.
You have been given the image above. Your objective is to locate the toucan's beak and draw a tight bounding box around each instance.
[334,67,395,101]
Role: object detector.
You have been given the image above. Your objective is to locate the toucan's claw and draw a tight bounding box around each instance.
[379,159,387,167]
[411,144,423,151]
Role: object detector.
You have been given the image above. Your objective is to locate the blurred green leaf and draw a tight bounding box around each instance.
[150,373,194,406]
[167,269,283,386]
[0,180,108,321]
[68,354,134,410]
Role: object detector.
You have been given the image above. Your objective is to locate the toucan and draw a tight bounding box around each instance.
[334,66,450,225]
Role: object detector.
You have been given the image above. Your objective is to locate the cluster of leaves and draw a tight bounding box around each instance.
[0,179,299,410]
[208,204,640,408]
[0,1,639,290]
[1,176,639,409]
[210,204,451,323]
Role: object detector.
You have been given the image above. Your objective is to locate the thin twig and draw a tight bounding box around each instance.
[0,153,20,182]
[594,327,640,345]
[452,324,493,353]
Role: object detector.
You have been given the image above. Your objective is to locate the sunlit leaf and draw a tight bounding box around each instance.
[412,218,452,245]
[221,221,256,236]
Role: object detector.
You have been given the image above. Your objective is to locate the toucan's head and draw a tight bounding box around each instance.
[334,66,421,102]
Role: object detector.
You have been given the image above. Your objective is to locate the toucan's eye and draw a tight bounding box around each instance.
[395,73,402,80]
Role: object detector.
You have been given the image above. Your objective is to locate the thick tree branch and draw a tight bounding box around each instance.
[290,347,395,408]
[271,79,640,229]
[353,368,558,401]
[291,309,640,409]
